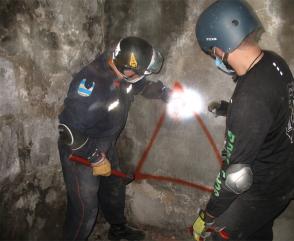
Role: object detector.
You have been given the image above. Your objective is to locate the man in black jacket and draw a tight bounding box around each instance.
[58,36,170,240]
[193,1,294,241]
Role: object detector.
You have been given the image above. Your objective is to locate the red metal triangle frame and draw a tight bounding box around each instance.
[134,82,223,193]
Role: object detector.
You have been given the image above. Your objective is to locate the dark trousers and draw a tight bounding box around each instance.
[58,142,126,241]
[211,193,291,241]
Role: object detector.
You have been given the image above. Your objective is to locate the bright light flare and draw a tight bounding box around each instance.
[167,86,203,119]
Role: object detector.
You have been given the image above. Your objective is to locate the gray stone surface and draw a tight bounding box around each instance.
[0,0,104,239]
[0,0,293,240]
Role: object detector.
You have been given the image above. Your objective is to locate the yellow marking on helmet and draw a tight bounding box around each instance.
[130,52,138,68]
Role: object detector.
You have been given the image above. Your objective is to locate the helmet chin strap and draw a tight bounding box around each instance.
[213,47,229,64]
[222,52,234,70]
[222,52,229,63]
[108,58,125,80]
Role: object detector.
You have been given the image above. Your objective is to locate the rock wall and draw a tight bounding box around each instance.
[0,0,105,239]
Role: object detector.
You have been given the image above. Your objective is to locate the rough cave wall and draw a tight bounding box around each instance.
[0,0,105,239]
[0,0,293,240]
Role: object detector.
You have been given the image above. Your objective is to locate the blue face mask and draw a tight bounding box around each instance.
[215,57,235,75]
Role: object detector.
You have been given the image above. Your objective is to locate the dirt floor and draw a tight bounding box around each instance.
[89,213,192,241]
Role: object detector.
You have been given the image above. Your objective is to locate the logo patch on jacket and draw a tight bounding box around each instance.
[78,79,95,97]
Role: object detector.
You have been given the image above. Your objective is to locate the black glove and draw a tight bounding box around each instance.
[141,80,171,102]
[208,100,229,117]
[160,85,172,103]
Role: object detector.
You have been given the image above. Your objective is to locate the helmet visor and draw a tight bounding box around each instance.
[144,49,163,75]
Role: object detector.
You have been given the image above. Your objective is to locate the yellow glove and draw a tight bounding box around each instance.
[91,154,111,176]
[193,209,214,241]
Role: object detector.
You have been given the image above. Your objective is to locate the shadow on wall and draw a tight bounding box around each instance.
[103,0,187,55]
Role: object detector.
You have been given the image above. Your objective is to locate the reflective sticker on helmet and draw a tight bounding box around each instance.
[130,52,138,68]
[146,49,156,73]
[113,41,121,58]
[78,79,95,97]
[206,37,217,41]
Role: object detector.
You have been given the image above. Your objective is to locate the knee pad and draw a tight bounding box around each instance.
[225,164,253,194]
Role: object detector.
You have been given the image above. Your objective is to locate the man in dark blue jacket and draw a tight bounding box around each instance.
[193,1,294,241]
[58,36,170,240]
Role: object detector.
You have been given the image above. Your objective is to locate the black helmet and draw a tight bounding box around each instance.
[112,36,163,76]
[195,0,263,53]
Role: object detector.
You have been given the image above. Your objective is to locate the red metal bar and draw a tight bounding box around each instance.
[69,155,129,178]
[194,113,223,166]
[69,154,91,167]
[135,111,166,174]
[136,173,213,193]
[188,226,230,240]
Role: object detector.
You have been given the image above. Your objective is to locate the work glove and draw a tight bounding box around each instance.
[90,152,111,176]
[208,101,221,113]
[193,209,215,241]
[142,80,171,102]
[161,85,172,103]
[208,100,229,117]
